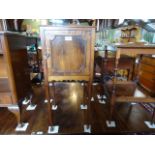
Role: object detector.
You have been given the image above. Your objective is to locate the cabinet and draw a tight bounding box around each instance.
[40,26,95,132]
[139,56,155,95]
[0,32,32,126]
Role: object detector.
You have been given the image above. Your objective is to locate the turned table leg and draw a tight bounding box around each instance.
[109,51,119,123]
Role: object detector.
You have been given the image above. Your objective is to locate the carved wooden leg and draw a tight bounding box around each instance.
[8,105,21,125]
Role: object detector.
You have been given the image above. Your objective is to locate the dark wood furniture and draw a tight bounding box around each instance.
[26,37,43,83]
[104,44,155,126]
[139,56,155,95]
[0,19,24,32]
[94,51,135,81]
[0,32,32,126]
[26,37,40,71]
[40,26,95,132]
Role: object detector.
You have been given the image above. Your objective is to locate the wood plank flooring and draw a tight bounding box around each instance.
[0,82,155,135]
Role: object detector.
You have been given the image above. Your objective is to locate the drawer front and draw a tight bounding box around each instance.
[139,77,155,94]
[141,57,155,66]
[0,94,12,105]
[139,70,155,83]
[140,63,155,74]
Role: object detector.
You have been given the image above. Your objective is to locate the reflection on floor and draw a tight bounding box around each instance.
[0,82,155,135]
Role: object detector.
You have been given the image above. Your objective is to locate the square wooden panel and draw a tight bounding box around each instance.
[40,26,95,81]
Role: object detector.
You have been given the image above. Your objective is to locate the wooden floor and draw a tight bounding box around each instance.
[0,82,155,135]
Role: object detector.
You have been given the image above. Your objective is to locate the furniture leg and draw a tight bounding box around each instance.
[110,90,116,121]
[83,82,87,104]
[83,82,87,124]
[128,69,131,80]
[82,81,92,124]
[43,52,52,126]
[52,81,56,106]
[109,52,119,123]
[22,96,30,105]
[35,40,40,73]
[134,55,143,82]
[103,47,108,77]
[128,58,135,80]
[151,108,155,125]
[8,105,21,125]
[124,103,133,121]
[46,84,52,126]
[47,81,59,133]
[87,81,92,124]
[101,47,108,100]
[83,81,92,133]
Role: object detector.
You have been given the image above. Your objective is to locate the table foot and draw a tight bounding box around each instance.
[106,120,116,128]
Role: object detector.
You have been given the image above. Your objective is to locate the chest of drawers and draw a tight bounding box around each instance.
[139,56,155,94]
